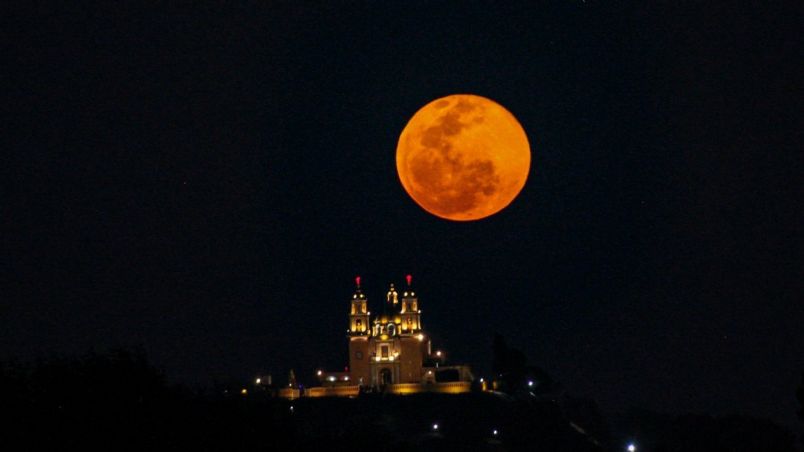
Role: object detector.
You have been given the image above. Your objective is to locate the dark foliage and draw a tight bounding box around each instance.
[491,333,556,395]
[2,350,797,451]
[0,350,294,451]
[798,371,804,449]
[0,349,603,451]
[797,371,804,421]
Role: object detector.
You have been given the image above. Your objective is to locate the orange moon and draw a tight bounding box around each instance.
[396,94,531,221]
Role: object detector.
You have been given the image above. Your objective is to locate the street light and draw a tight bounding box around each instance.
[627,443,636,452]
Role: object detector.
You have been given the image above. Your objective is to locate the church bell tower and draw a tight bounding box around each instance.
[348,276,370,386]
[399,274,422,334]
[348,276,369,334]
[397,274,428,383]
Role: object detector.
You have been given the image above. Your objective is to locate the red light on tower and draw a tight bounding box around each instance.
[355,275,361,288]
[406,274,412,286]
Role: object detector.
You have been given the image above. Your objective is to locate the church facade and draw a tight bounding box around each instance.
[304,275,473,397]
[347,275,430,387]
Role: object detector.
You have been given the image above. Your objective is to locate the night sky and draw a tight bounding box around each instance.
[6,2,802,430]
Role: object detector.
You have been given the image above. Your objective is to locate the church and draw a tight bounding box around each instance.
[300,275,474,398]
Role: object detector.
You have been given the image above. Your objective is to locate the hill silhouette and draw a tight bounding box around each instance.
[1,348,798,451]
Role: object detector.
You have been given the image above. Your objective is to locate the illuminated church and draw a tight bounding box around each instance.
[300,275,473,398]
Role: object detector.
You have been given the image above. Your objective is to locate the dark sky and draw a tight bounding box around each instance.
[5,1,802,430]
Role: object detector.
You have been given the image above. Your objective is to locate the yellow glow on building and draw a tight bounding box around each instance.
[385,382,471,395]
[307,277,475,398]
[388,383,424,395]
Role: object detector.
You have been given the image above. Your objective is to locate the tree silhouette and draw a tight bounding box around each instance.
[797,371,804,418]
[797,371,804,448]
[492,333,556,395]
[492,333,526,377]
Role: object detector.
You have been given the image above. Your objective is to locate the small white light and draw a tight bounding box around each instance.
[327,376,336,382]
[479,378,484,383]
[436,351,442,357]
[432,423,439,431]
[317,370,323,376]
[528,380,534,387]
[255,378,261,384]
[627,444,636,452]
[344,376,350,381]
[493,429,498,436]
[290,405,294,413]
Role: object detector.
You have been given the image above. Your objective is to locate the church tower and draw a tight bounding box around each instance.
[298,275,473,398]
[346,275,432,388]
[397,275,429,383]
[347,276,370,386]
[399,274,422,334]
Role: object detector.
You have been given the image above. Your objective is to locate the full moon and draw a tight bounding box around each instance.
[396,94,531,221]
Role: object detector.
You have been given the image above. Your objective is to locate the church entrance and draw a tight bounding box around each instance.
[379,368,393,386]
